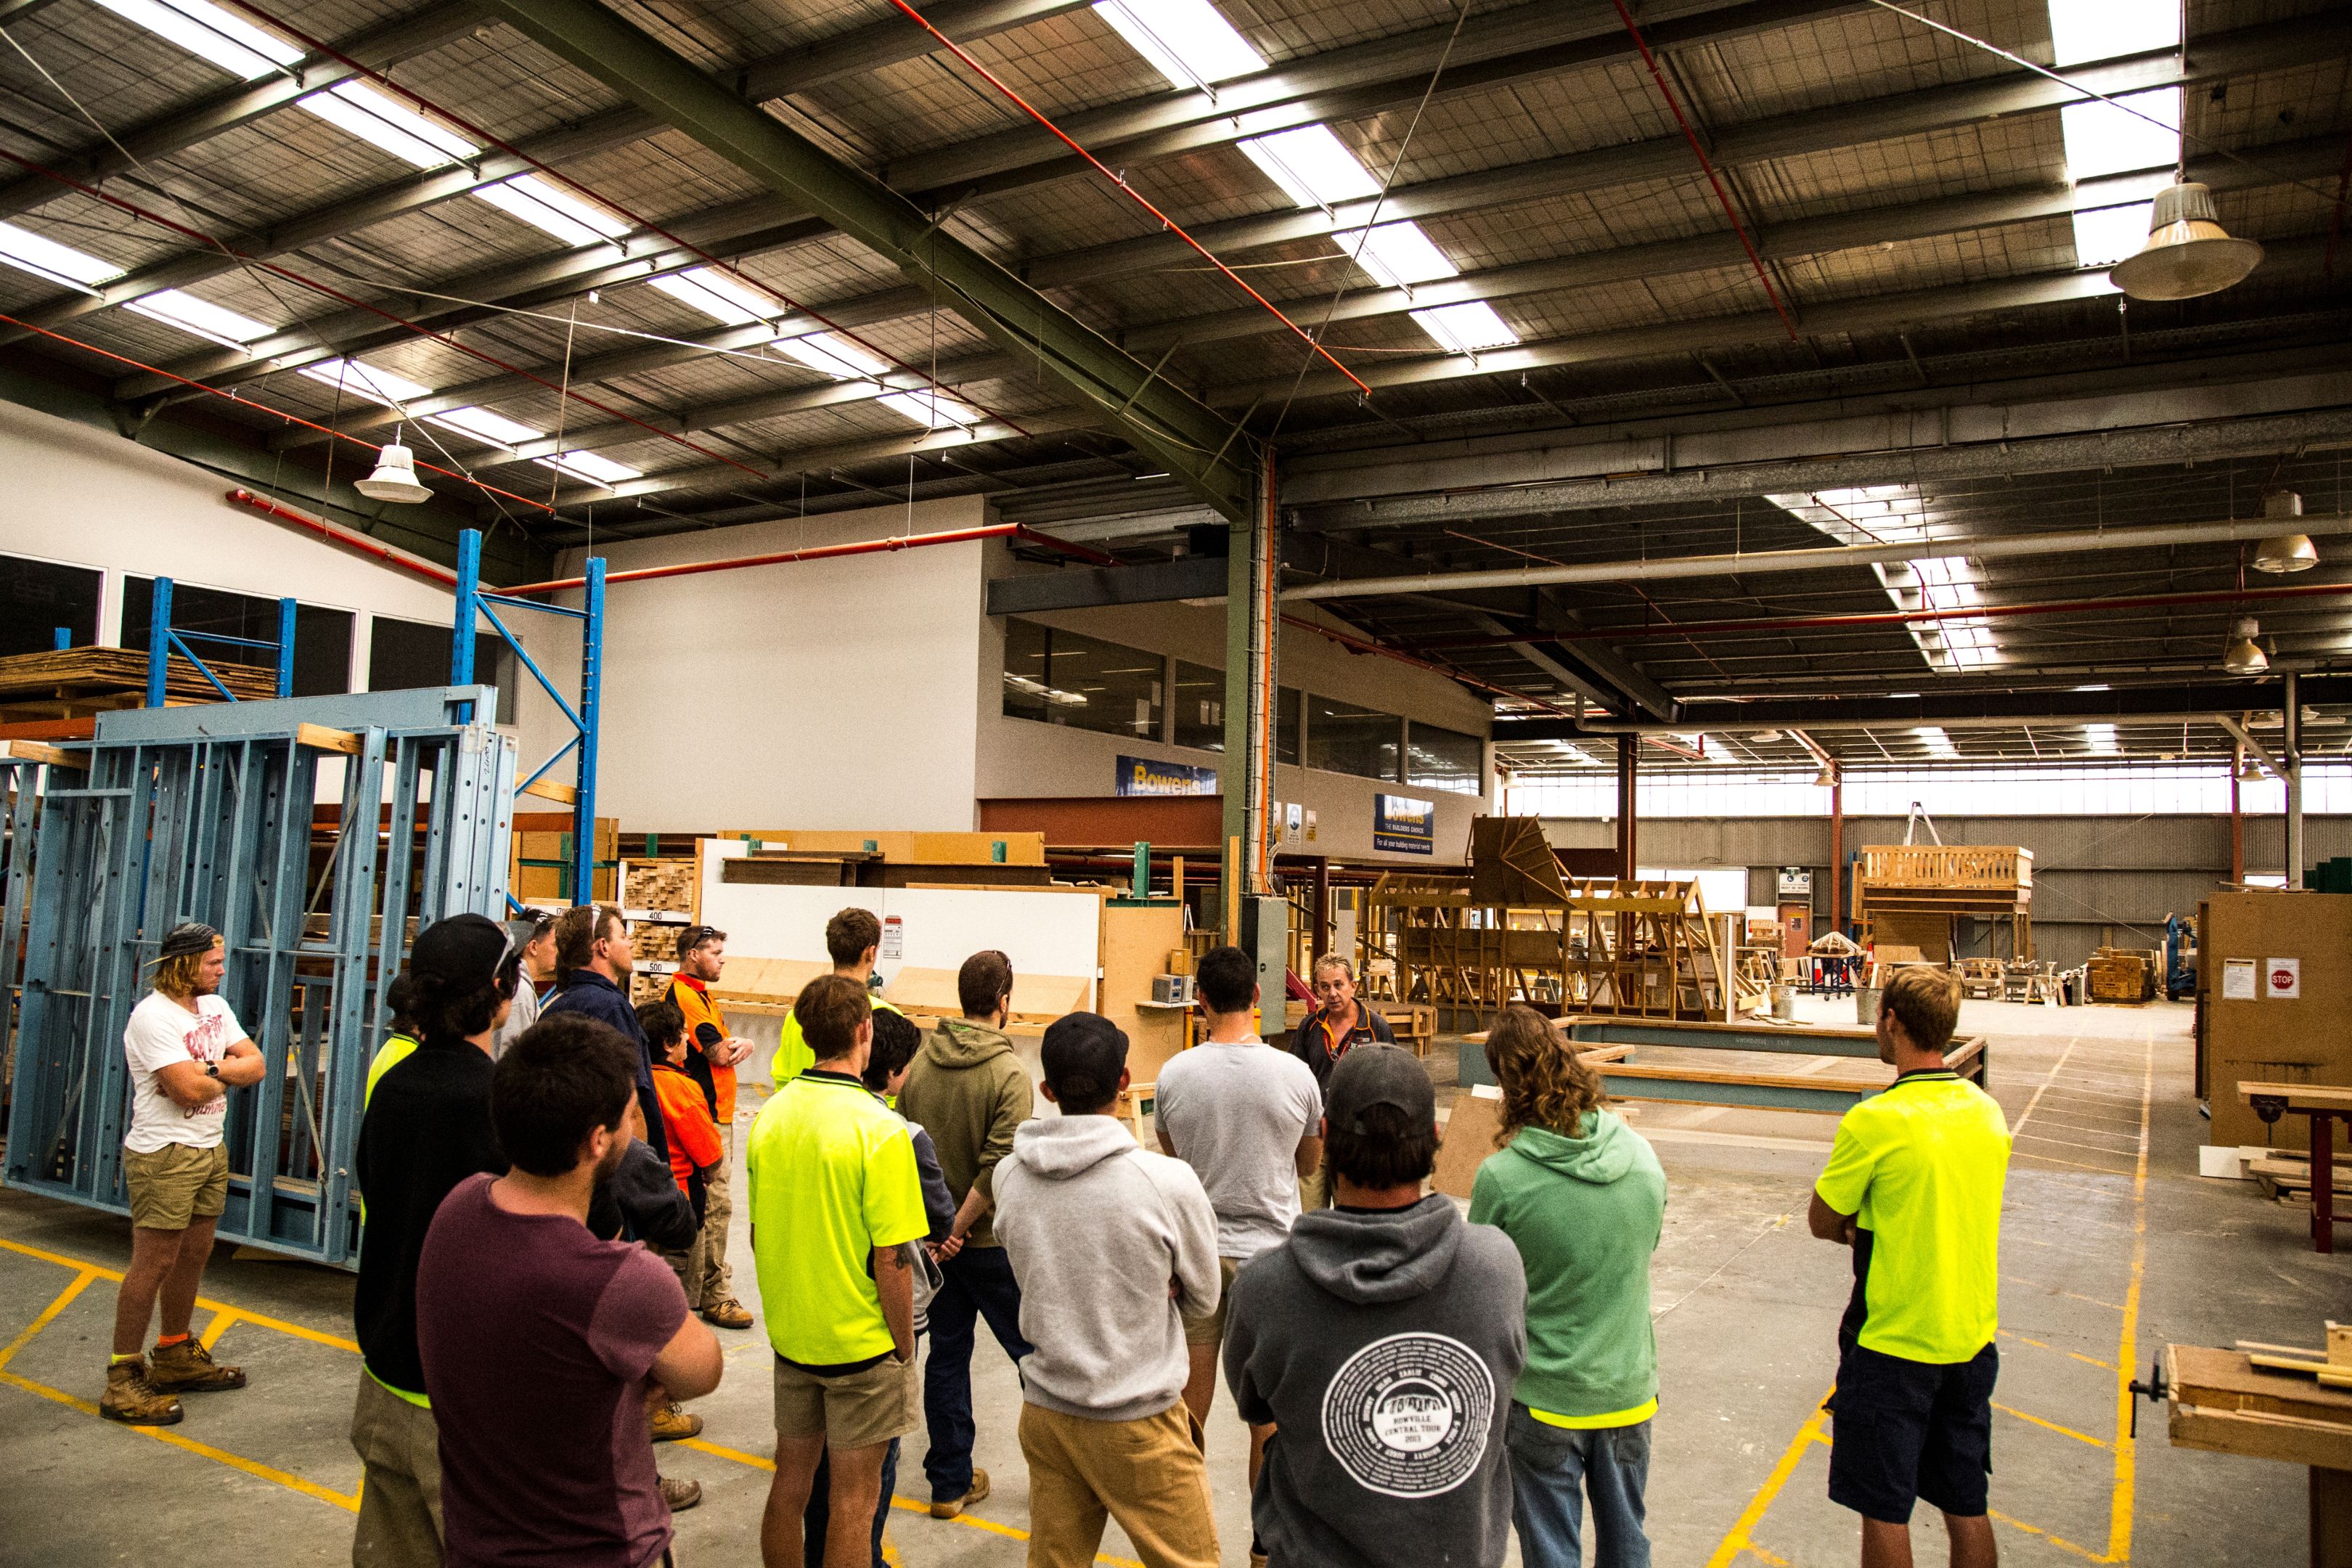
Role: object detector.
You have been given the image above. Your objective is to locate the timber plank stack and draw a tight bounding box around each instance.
[2088,946,2157,1004]
[0,646,276,719]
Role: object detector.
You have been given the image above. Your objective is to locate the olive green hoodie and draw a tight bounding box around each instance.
[895,1016,1032,1249]
[1467,1108,1666,1421]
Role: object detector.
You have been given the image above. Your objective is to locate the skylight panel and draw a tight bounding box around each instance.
[877,389,983,428]
[2084,723,2121,754]
[1331,221,1458,290]
[84,0,300,81]
[1409,301,1519,354]
[124,288,272,348]
[298,82,478,170]
[1240,125,1382,209]
[2057,87,2180,180]
[2045,0,2179,68]
[0,221,123,292]
[429,406,544,449]
[650,266,782,327]
[475,176,632,246]
[536,450,640,486]
[1913,726,1959,760]
[2072,201,2152,267]
[1095,0,1264,90]
[772,332,889,380]
[299,358,432,406]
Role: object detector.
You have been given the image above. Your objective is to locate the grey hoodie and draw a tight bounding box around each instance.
[1225,1196,1527,1568]
[994,1114,1222,1423]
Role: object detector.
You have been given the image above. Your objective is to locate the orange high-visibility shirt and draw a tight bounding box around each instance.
[650,1061,723,1193]
[669,973,737,1124]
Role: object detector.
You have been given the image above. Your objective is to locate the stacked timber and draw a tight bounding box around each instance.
[0,646,276,719]
[2087,947,2157,1003]
[621,858,697,915]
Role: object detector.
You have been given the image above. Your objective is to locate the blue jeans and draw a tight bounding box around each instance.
[804,1437,898,1568]
[1505,1405,1653,1568]
[921,1245,1032,1503]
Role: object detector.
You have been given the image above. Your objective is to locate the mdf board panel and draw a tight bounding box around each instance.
[700,842,884,965]
[1103,902,1186,1082]
[881,886,1101,1012]
[1871,910,1951,965]
[2202,891,2352,1148]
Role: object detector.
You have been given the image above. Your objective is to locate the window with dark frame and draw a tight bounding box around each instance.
[368,616,515,724]
[120,576,353,697]
[0,554,102,659]
[1000,618,1164,740]
[1407,722,1485,795]
[1306,693,1402,782]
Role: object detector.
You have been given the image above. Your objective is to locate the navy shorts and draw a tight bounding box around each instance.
[1826,1342,1996,1524]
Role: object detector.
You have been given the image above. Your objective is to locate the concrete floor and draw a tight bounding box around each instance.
[2,995,2346,1566]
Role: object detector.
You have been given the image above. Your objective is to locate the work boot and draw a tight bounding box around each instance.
[100,1357,183,1426]
[931,1466,989,1519]
[650,1401,703,1442]
[659,1475,703,1512]
[147,1338,245,1393]
[699,1297,753,1330]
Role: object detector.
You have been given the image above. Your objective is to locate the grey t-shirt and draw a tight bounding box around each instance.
[1154,1036,1323,1261]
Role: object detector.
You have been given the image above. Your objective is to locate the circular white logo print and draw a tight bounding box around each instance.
[1319,1331,1495,1498]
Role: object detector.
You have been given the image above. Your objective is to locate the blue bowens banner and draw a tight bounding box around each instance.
[1374,793,1436,854]
[1117,756,1219,796]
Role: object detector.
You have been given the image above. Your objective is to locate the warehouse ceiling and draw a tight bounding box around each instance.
[1,0,2348,768]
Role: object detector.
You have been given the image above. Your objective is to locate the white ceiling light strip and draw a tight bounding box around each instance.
[1093,0,1263,92]
[300,359,552,452]
[296,81,477,169]
[2046,0,2183,270]
[0,220,123,293]
[123,287,272,346]
[1765,487,2001,674]
[83,0,298,80]
[1913,725,1960,760]
[538,449,640,486]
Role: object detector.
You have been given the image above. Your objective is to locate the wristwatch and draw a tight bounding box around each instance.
[204,1061,221,1079]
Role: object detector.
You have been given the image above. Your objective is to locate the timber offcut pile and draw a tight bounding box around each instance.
[0,646,276,718]
[620,857,697,916]
[2087,947,2157,1004]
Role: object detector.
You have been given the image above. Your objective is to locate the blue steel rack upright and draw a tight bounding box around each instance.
[450,528,604,909]
[142,576,298,703]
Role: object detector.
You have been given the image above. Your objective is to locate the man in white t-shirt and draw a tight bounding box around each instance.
[1155,944,1323,1564]
[104,921,266,1426]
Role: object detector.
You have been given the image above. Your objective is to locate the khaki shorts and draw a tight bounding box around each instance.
[1181,1256,1244,1348]
[124,1143,229,1231]
[773,1352,917,1453]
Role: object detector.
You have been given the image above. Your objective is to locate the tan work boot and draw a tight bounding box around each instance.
[659,1474,703,1512]
[699,1297,753,1330]
[931,1466,989,1519]
[650,1401,703,1442]
[148,1337,246,1392]
[100,1357,184,1426]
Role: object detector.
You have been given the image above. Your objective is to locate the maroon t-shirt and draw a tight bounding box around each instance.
[417,1173,688,1568]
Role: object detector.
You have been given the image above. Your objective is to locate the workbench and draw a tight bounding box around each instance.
[2240,1082,2352,1254]
[2142,1344,2352,1566]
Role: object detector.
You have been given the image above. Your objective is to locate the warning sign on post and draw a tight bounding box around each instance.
[2264,957,2300,1000]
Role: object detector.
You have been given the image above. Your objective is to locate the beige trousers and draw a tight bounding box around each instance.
[695,1122,734,1307]
[1018,1400,1219,1568]
[350,1370,443,1567]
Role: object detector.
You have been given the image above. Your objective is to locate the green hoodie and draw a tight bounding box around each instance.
[895,1016,1033,1249]
[1468,1108,1666,1423]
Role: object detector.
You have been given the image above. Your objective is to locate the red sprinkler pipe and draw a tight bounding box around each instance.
[499,522,1119,595]
[226,490,462,586]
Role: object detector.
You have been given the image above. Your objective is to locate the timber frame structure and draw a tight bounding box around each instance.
[1852,844,2035,961]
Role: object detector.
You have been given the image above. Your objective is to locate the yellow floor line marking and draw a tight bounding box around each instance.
[0,1236,359,1352]
[2102,1025,2154,1564]
[0,1269,98,1372]
[1993,1400,2109,1449]
[1703,1392,1833,1568]
[198,1307,238,1352]
[1989,1507,2108,1563]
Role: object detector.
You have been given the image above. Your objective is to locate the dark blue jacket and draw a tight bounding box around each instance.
[541,968,669,1165]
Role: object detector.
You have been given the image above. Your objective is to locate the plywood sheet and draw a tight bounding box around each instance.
[2202,891,2352,1147]
[1434,1088,1507,1201]
[883,965,1088,1022]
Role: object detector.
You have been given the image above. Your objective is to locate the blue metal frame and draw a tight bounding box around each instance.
[142,576,301,705]
[450,528,603,908]
[1,688,514,1265]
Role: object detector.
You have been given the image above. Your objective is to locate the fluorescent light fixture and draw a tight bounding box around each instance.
[877,389,982,428]
[1768,484,1933,546]
[1913,726,1959,759]
[2072,201,2153,267]
[298,81,477,170]
[1094,0,1264,89]
[0,220,122,292]
[429,406,544,449]
[2084,723,2120,754]
[84,0,299,80]
[1240,125,1382,209]
[475,176,632,246]
[2058,86,2180,181]
[1410,301,1520,354]
[650,266,782,327]
[2045,0,2178,68]
[772,332,889,380]
[1331,221,1458,289]
[124,288,272,347]
[299,358,433,406]
[536,450,640,486]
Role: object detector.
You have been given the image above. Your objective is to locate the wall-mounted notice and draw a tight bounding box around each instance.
[1374,793,1436,855]
[1776,866,1813,898]
[1116,756,1217,796]
[880,915,904,962]
[2222,957,2256,1000]
[2266,956,2301,1000]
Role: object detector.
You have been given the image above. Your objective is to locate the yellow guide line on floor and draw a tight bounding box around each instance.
[1701,1395,1832,1568]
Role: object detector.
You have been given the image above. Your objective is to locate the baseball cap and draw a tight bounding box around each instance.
[1040,1011,1130,1106]
[1324,1042,1435,1135]
[154,921,220,961]
[407,913,513,992]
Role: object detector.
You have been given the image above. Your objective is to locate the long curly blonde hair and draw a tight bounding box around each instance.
[1481,1004,1606,1146]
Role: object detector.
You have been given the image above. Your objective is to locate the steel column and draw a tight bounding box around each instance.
[2284,670,2304,889]
[144,577,172,708]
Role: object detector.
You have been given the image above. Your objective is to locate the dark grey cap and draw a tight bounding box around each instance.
[155,921,220,961]
[1324,1042,1435,1135]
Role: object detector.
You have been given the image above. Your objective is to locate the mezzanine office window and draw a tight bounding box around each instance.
[1002,618,1162,739]
[1407,722,1485,795]
[1307,693,1402,782]
[1172,660,1302,762]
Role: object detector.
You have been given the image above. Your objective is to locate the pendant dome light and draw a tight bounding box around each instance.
[2221,617,2268,676]
[356,438,430,504]
[2251,490,2319,574]
[2110,181,2263,301]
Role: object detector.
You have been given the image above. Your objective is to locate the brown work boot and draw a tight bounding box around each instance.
[699,1297,753,1330]
[650,1401,703,1442]
[931,1466,989,1519]
[100,1357,183,1426]
[147,1338,245,1393]
[659,1474,702,1512]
